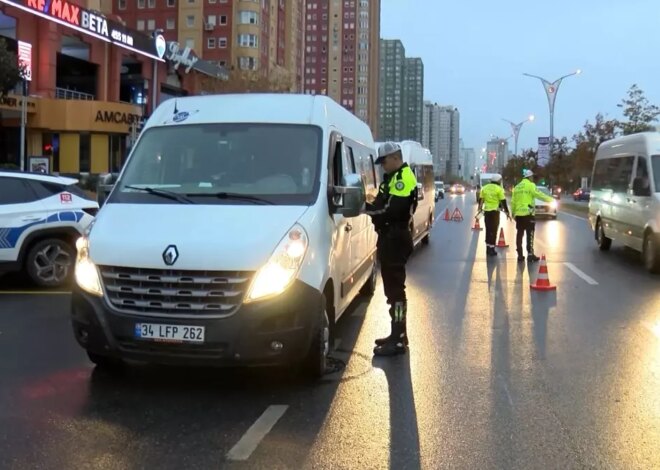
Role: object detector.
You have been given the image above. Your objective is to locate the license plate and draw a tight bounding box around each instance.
[135,323,205,343]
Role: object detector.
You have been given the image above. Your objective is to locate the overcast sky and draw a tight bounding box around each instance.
[380,0,660,152]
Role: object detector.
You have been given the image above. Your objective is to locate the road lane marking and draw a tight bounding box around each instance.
[563,263,599,285]
[226,405,289,461]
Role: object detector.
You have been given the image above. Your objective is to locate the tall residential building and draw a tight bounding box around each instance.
[486,137,510,172]
[112,0,305,91]
[459,141,476,181]
[377,40,424,142]
[403,57,424,143]
[303,0,381,132]
[422,102,460,177]
[378,39,405,141]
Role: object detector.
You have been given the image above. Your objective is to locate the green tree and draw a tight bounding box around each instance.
[617,84,660,135]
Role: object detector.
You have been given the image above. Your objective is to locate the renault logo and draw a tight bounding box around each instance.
[162,245,179,266]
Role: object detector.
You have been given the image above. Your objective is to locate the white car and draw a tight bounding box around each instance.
[0,171,98,287]
[535,186,558,219]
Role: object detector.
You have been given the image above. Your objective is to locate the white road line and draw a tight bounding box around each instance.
[226,405,289,461]
[563,263,599,285]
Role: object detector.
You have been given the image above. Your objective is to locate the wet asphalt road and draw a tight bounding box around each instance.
[1,195,660,469]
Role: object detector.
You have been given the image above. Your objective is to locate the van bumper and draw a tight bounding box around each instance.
[70,280,323,367]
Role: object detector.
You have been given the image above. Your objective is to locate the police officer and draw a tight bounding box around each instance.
[366,142,418,356]
[511,169,554,262]
[478,174,511,257]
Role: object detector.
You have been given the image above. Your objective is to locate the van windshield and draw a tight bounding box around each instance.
[110,124,322,205]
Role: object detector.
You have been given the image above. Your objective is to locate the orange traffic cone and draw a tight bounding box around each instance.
[496,228,509,247]
[530,255,557,291]
[443,208,451,221]
[472,216,482,231]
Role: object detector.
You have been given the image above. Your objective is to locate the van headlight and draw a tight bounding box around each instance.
[245,224,309,303]
[75,237,103,296]
[550,200,558,209]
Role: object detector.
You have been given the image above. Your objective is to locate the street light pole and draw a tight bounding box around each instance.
[502,114,535,157]
[19,79,26,172]
[523,70,581,162]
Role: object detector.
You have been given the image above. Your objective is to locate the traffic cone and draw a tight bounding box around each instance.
[496,228,509,247]
[530,255,557,291]
[472,216,482,231]
[443,208,451,221]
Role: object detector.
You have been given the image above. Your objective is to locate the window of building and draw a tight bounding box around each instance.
[208,37,216,48]
[148,0,155,7]
[207,15,216,25]
[185,38,194,49]
[118,0,126,9]
[137,0,145,7]
[220,15,228,25]
[219,60,227,66]
[79,133,91,173]
[239,11,258,24]
[238,56,258,70]
[147,19,155,30]
[186,15,195,27]
[137,20,145,30]
[166,18,175,29]
[238,34,258,47]
[167,0,175,5]
[218,37,227,48]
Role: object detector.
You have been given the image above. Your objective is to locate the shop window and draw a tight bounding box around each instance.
[109,135,127,173]
[57,37,97,99]
[42,133,60,172]
[79,134,91,173]
[120,58,145,106]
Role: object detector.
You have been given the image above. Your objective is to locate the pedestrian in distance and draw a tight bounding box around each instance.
[478,174,511,257]
[511,169,554,262]
[365,142,418,357]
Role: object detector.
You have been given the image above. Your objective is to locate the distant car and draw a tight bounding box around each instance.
[434,181,445,201]
[535,186,558,219]
[573,188,591,201]
[450,184,465,195]
[0,171,98,287]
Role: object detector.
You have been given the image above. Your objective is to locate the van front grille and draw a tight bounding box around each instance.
[99,266,253,318]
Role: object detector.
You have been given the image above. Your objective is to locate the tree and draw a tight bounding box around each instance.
[617,84,660,135]
[195,67,294,94]
[0,37,23,98]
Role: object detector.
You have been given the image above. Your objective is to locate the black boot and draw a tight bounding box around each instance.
[517,252,525,262]
[374,303,407,356]
[528,254,540,262]
[375,303,409,346]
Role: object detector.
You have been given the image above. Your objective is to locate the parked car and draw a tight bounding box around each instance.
[0,171,98,286]
[573,188,591,201]
[535,186,558,219]
[71,94,379,379]
[589,132,660,272]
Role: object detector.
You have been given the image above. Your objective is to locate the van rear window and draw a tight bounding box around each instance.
[652,155,660,192]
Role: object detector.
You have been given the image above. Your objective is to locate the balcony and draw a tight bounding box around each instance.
[55,87,95,101]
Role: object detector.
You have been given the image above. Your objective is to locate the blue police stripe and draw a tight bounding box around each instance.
[0,211,85,249]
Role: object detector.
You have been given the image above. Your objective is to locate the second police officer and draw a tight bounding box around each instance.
[365,142,418,357]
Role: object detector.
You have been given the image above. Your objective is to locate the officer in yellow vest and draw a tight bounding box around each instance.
[366,142,418,356]
[511,169,554,262]
[478,174,511,257]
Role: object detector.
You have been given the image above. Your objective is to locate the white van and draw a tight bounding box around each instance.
[375,140,436,245]
[71,94,379,378]
[589,132,660,272]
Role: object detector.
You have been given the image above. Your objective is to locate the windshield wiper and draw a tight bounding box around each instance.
[188,192,275,205]
[124,185,196,204]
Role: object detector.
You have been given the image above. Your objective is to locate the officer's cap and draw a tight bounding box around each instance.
[491,174,502,183]
[523,169,534,178]
[375,142,402,164]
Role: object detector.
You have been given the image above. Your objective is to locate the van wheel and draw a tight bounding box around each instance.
[25,238,75,287]
[421,215,432,245]
[643,232,660,273]
[596,220,612,251]
[301,299,331,380]
[360,261,378,296]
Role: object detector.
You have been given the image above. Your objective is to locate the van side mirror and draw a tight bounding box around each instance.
[332,173,365,218]
[632,177,652,197]
[97,172,119,207]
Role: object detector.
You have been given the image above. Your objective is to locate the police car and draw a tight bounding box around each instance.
[0,171,98,287]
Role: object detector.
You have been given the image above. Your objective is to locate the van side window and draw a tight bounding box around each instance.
[593,156,634,192]
[332,140,343,186]
[369,155,378,187]
[346,146,357,173]
[637,157,649,179]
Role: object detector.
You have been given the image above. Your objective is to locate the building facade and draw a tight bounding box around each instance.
[303,0,381,132]
[486,137,510,173]
[403,56,423,143]
[0,0,224,173]
[459,141,476,181]
[422,102,460,178]
[113,0,304,91]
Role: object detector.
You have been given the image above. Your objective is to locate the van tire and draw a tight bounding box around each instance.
[643,232,660,274]
[596,220,612,251]
[360,261,378,296]
[301,299,331,380]
[25,238,76,287]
